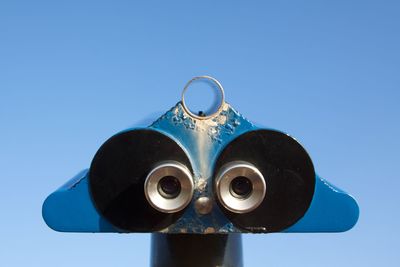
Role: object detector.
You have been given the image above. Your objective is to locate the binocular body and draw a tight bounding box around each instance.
[43,101,358,234]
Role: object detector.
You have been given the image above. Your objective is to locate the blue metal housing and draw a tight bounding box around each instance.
[42,102,359,233]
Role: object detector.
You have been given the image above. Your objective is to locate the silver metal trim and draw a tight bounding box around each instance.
[194,196,213,215]
[181,75,225,120]
[144,161,194,213]
[215,161,266,213]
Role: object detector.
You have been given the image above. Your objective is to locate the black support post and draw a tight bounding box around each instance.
[150,233,243,267]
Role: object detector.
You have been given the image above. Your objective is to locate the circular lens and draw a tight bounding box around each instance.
[230,176,253,198]
[158,176,181,199]
[215,161,266,213]
[144,161,194,213]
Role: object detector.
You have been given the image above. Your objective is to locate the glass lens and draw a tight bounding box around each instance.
[230,176,253,198]
[158,176,181,199]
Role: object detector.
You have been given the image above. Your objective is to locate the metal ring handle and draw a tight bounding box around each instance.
[181,76,225,120]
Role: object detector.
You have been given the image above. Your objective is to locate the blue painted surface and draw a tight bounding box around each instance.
[42,170,116,232]
[42,102,359,233]
[285,175,359,232]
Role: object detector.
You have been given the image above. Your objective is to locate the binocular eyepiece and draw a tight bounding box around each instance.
[215,161,266,214]
[145,160,267,215]
[144,161,193,213]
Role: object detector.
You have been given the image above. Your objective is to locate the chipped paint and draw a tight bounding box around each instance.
[319,177,339,193]
[150,101,254,234]
[196,178,207,192]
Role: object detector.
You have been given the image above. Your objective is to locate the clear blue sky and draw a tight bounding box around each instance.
[1,1,399,266]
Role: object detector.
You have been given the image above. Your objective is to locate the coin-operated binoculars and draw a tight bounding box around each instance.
[43,76,359,267]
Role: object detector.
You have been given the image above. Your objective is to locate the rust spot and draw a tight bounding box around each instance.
[204,227,216,234]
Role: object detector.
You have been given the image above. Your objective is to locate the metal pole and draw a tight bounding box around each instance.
[150,233,243,267]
